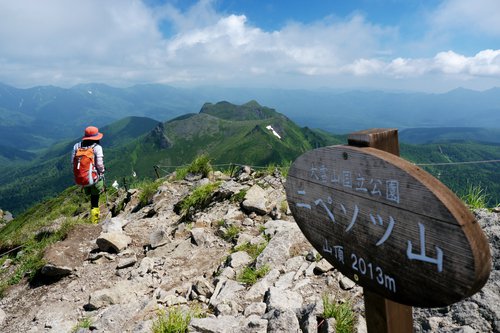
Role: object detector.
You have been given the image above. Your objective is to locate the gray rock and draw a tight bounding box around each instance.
[318,317,337,333]
[101,216,127,233]
[193,278,214,298]
[228,251,253,269]
[285,256,306,273]
[242,185,269,215]
[96,232,131,253]
[262,219,300,236]
[314,259,334,274]
[210,279,245,307]
[256,225,303,270]
[244,302,267,317]
[356,314,368,333]
[218,266,236,280]
[453,326,476,333]
[240,315,268,333]
[298,302,323,333]
[149,229,170,249]
[86,289,120,310]
[189,316,240,333]
[162,295,187,306]
[40,264,72,277]
[215,300,239,316]
[339,275,356,290]
[190,228,208,246]
[245,268,281,300]
[136,257,154,276]
[35,217,65,240]
[265,308,301,333]
[223,205,246,221]
[85,281,136,311]
[116,255,137,269]
[0,308,6,326]
[265,286,303,312]
[274,271,295,290]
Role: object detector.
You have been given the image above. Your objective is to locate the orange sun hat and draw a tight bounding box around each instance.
[82,126,103,141]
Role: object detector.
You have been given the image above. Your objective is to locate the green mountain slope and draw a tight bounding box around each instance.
[0,101,342,215]
[401,141,500,206]
[2,99,499,216]
[400,127,500,144]
[105,101,343,180]
[0,117,159,214]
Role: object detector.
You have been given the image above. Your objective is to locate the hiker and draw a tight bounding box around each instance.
[71,126,105,224]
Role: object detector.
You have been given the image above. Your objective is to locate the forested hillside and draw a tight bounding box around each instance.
[1,97,499,215]
[401,142,500,206]
[0,101,343,215]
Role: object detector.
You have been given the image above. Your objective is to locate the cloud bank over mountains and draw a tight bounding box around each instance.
[0,0,499,92]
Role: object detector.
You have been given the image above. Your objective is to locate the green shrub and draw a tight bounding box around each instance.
[222,225,240,243]
[136,179,162,207]
[175,154,213,180]
[177,182,220,216]
[233,242,267,260]
[461,183,488,209]
[322,295,355,333]
[280,200,288,213]
[231,189,247,203]
[71,317,92,333]
[237,265,270,285]
[255,162,291,178]
[151,307,191,333]
[175,167,189,181]
[0,215,83,296]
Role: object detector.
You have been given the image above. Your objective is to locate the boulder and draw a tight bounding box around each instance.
[189,316,241,333]
[265,286,303,312]
[244,302,267,317]
[101,216,127,233]
[96,232,131,253]
[265,308,301,333]
[228,251,253,270]
[240,315,268,333]
[40,264,72,278]
[116,255,137,269]
[242,185,269,215]
[149,229,170,249]
[210,279,245,307]
[256,225,303,270]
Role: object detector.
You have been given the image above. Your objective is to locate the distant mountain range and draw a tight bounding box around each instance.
[1,82,500,214]
[1,82,500,153]
[0,101,343,214]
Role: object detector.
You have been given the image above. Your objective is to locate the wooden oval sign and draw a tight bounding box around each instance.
[286,145,491,307]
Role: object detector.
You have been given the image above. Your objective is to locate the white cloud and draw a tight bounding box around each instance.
[431,0,500,37]
[340,50,500,79]
[0,0,498,91]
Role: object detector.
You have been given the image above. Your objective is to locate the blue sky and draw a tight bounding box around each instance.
[0,0,499,92]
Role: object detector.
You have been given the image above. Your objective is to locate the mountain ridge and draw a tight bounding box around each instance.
[2,82,500,151]
[0,101,343,214]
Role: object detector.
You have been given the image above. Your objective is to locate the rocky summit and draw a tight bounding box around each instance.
[0,167,498,333]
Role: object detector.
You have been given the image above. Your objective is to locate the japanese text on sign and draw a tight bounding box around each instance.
[310,163,400,204]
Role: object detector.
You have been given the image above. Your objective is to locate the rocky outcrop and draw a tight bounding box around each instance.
[0,209,13,224]
[0,167,498,333]
[413,209,500,333]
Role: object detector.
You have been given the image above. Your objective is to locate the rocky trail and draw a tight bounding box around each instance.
[0,167,498,333]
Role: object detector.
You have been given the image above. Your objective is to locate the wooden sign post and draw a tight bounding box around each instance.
[285,128,491,332]
[349,129,411,333]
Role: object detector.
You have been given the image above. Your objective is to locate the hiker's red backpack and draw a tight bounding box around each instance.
[73,144,98,187]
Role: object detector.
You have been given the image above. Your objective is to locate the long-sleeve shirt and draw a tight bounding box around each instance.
[72,142,105,175]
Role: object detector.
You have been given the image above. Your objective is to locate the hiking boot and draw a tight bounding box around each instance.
[91,207,100,224]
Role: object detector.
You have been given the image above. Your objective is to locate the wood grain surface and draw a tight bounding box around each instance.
[286,145,491,307]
